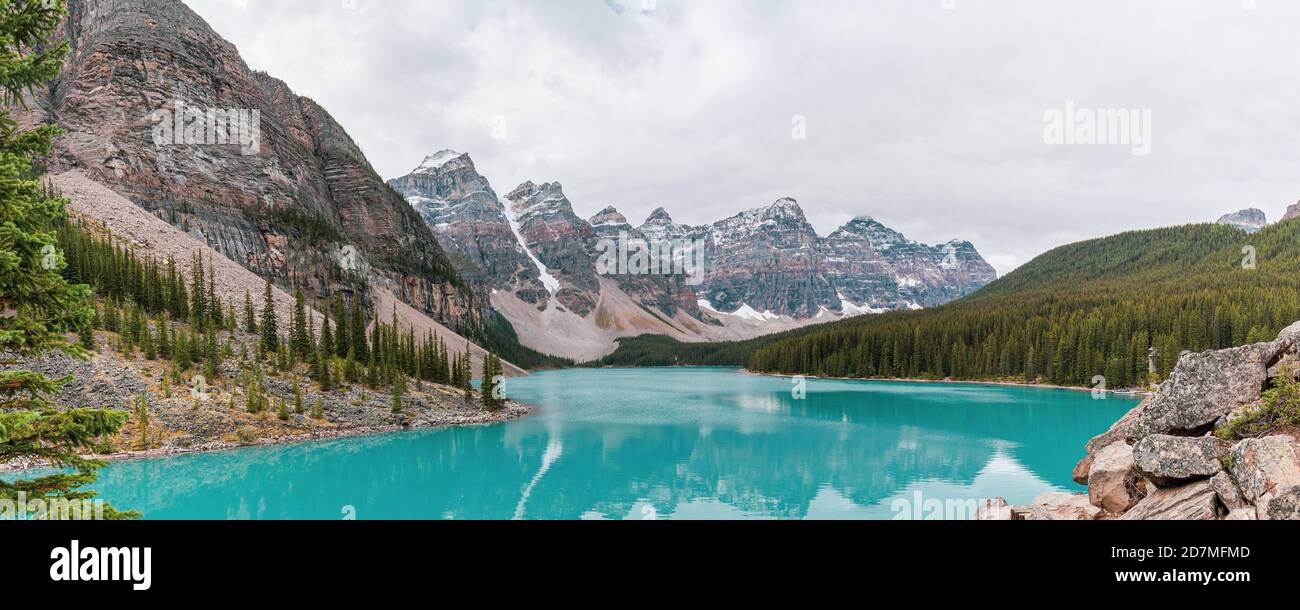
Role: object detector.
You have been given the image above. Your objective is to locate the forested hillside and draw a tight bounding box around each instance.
[598,221,1300,389]
[748,222,1300,387]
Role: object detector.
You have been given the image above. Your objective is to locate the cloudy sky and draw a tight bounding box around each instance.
[187,0,1300,275]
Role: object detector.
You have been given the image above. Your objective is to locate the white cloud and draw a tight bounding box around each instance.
[184,0,1300,276]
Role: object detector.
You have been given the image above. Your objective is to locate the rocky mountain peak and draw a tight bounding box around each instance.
[1282,201,1300,223]
[414,149,470,173]
[645,207,674,224]
[763,197,806,222]
[388,152,542,299]
[507,181,572,218]
[1216,208,1267,233]
[590,206,629,227]
[829,216,907,250]
[589,206,633,240]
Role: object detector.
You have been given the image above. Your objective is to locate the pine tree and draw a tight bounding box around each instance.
[311,396,324,420]
[333,295,349,359]
[140,317,156,360]
[391,373,405,414]
[0,0,135,519]
[260,279,278,353]
[243,289,257,333]
[320,308,334,363]
[481,353,504,410]
[290,287,309,362]
[293,377,304,415]
[350,297,368,362]
[189,251,206,330]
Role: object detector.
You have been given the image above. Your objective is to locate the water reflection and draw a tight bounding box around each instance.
[84,368,1135,520]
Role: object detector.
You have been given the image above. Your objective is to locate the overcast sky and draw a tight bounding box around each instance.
[187,0,1300,275]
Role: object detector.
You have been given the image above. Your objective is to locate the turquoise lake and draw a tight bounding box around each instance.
[78,367,1135,520]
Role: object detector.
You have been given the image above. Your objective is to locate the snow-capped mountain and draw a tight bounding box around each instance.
[390,153,997,360]
[386,150,550,306]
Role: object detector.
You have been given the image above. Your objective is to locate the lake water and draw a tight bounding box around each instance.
[77,368,1135,520]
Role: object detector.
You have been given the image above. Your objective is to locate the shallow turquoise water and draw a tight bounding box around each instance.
[75,368,1135,520]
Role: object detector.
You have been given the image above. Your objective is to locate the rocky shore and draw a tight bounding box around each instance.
[0,337,533,473]
[981,322,1300,520]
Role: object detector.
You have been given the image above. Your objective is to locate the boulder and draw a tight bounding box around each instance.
[1262,486,1300,520]
[1225,508,1257,520]
[1120,480,1221,520]
[1088,442,1139,513]
[1132,435,1224,487]
[975,498,1012,521]
[1072,453,1094,486]
[1227,435,1300,518]
[1025,492,1102,521]
[1129,342,1286,439]
[1209,472,1248,511]
[1085,400,1147,454]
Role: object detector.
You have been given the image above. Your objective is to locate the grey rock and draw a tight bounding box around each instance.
[1215,208,1267,233]
[1229,435,1300,519]
[1025,492,1101,521]
[1225,508,1257,520]
[1262,486,1300,520]
[1209,472,1248,511]
[1121,480,1221,521]
[1129,342,1286,439]
[1133,435,1225,487]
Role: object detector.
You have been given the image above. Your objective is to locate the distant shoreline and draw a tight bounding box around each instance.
[741,369,1152,397]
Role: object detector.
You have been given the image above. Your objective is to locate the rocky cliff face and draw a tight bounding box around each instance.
[824,217,997,310]
[505,182,600,316]
[693,201,996,317]
[1216,208,1268,233]
[387,151,547,306]
[18,0,478,332]
[701,199,837,317]
[985,323,1300,521]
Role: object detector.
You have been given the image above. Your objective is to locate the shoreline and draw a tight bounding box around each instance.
[741,369,1152,397]
[0,401,536,474]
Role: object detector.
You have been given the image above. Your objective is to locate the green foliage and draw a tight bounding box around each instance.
[1217,366,1300,440]
[391,373,404,414]
[290,287,309,362]
[480,352,505,410]
[260,279,278,353]
[0,0,136,519]
[746,223,1300,386]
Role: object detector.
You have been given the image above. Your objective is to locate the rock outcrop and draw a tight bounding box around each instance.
[986,323,1300,520]
[1281,201,1300,223]
[1132,435,1225,488]
[1215,208,1267,233]
[505,182,601,317]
